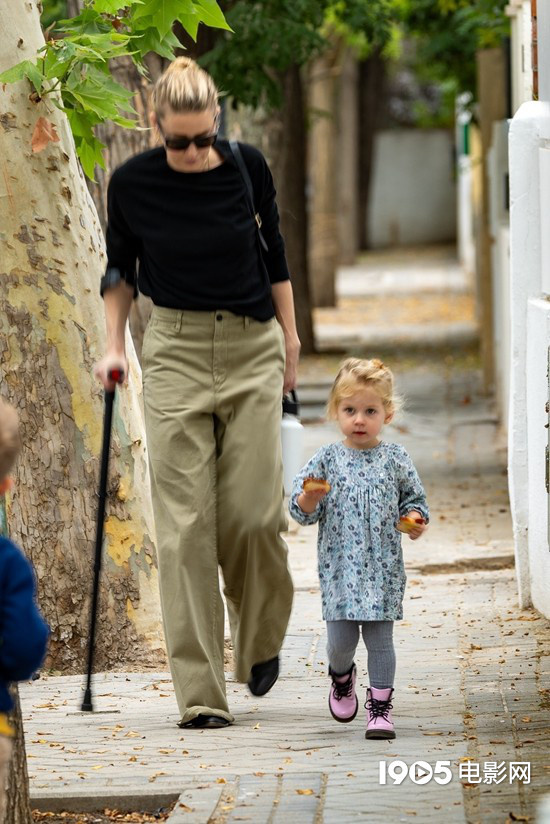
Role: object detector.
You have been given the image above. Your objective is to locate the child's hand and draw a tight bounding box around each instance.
[397,511,427,540]
[297,478,330,514]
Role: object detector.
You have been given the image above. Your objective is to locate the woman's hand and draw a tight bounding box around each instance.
[93,350,129,391]
[283,335,301,394]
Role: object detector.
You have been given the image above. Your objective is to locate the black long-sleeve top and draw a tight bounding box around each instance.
[101,139,290,321]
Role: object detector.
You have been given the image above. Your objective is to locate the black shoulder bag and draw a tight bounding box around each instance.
[229,140,271,287]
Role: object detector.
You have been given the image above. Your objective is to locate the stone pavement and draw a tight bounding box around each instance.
[314,245,478,352]
[21,249,550,823]
[22,365,550,824]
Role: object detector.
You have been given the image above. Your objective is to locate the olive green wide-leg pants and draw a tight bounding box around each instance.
[142,307,294,725]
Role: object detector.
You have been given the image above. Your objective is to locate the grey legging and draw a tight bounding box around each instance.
[326,620,395,689]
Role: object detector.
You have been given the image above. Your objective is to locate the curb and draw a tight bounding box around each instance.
[30,790,180,815]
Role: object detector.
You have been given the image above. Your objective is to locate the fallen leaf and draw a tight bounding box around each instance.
[296,789,315,795]
[148,771,167,782]
[31,117,60,153]
[216,778,226,784]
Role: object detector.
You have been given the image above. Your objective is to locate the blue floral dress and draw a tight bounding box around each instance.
[289,441,429,622]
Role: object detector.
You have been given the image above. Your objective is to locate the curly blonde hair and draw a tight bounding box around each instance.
[0,398,20,479]
[326,358,402,419]
[151,57,219,118]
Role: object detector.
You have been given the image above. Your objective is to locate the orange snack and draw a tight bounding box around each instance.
[303,477,331,494]
[396,515,425,534]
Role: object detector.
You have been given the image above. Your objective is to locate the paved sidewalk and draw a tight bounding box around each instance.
[314,245,478,352]
[22,365,550,823]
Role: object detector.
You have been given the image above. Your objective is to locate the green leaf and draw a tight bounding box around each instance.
[0,60,35,85]
[112,114,139,128]
[92,0,142,12]
[131,25,181,61]
[76,135,106,181]
[65,64,136,120]
[24,61,43,94]
[0,59,43,94]
[66,107,96,139]
[42,43,75,81]
[132,0,191,38]
[192,0,232,32]
[178,11,200,41]
[58,9,112,35]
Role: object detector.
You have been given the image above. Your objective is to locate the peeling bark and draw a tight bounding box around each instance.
[6,689,32,824]
[0,1,165,673]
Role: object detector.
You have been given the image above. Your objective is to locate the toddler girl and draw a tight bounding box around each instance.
[289,358,428,739]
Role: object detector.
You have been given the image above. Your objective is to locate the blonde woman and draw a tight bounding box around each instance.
[95,58,298,728]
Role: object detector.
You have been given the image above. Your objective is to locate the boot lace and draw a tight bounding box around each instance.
[365,695,393,720]
[330,670,354,700]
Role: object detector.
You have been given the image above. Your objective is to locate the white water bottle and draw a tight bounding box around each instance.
[281,390,304,496]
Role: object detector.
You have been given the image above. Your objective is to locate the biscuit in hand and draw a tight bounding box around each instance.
[303,477,331,493]
[396,515,425,534]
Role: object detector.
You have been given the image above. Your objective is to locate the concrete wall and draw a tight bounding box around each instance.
[368,129,457,248]
[526,300,550,613]
[508,101,550,616]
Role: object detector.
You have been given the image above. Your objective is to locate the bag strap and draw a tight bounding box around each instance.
[229,140,269,252]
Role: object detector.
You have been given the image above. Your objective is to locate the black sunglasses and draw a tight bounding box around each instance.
[159,126,218,152]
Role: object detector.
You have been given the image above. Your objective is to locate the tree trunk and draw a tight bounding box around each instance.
[67,0,161,362]
[0,1,164,673]
[268,66,314,355]
[224,73,315,355]
[307,44,341,307]
[1,499,32,823]
[358,50,386,250]
[476,47,507,392]
[337,48,359,265]
[6,689,32,824]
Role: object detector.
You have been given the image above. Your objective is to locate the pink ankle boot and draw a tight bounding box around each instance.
[328,663,358,723]
[365,687,395,739]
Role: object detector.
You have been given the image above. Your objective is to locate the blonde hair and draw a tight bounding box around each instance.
[151,57,219,118]
[326,358,401,419]
[0,398,20,479]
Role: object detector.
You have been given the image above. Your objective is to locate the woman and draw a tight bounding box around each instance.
[94,57,299,728]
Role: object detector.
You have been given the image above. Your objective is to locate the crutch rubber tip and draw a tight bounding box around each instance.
[81,689,94,712]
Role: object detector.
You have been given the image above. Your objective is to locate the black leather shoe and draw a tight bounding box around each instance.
[179,714,231,729]
[248,655,279,696]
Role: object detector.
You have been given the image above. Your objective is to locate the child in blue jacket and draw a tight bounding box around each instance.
[0,399,49,818]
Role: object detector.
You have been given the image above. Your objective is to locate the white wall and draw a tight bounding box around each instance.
[526,300,550,614]
[507,0,533,114]
[508,101,550,614]
[457,155,475,275]
[368,129,457,248]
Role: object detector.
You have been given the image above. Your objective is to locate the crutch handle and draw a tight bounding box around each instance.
[107,368,125,385]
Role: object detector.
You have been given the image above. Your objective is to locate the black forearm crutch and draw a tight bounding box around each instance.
[81,368,124,712]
